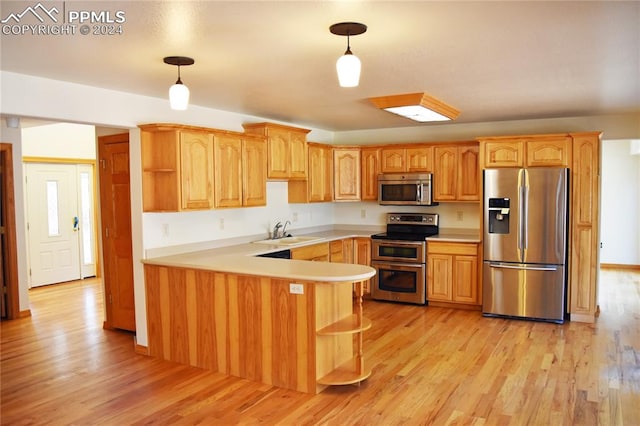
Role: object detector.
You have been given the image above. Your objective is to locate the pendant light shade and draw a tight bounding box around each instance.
[330,22,367,88]
[169,80,190,110]
[163,56,194,110]
[336,48,361,88]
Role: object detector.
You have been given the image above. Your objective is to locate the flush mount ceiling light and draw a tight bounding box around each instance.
[330,22,367,87]
[163,56,194,110]
[369,93,461,123]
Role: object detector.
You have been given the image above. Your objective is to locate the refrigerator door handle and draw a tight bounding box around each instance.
[522,185,529,250]
[488,262,558,272]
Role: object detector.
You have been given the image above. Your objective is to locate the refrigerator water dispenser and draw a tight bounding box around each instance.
[488,198,510,234]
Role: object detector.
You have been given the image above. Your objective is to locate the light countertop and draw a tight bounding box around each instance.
[142,230,377,283]
[142,228,481,282]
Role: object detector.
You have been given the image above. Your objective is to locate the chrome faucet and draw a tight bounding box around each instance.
[272,221,283,239]
[282,220,291,237]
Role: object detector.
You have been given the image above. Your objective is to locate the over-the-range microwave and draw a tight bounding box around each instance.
[378,173,437,206]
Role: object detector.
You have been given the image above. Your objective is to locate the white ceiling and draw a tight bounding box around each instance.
[1,1,639,132]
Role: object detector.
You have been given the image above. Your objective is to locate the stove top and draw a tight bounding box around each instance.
[371,212,439,242]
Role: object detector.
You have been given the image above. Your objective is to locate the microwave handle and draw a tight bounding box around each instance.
[416,183,422,203]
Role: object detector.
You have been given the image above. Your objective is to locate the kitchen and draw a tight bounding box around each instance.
[1,0,639,423]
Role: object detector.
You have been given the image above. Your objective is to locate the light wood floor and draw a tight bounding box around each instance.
[1,271,638,425]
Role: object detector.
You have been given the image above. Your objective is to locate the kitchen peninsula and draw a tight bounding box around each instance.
[142,235,376,394]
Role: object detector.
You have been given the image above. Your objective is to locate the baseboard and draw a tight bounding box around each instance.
[18,309,32,318]
[570,312,596,323]
[133,335,150,355]
[600,263,640,271]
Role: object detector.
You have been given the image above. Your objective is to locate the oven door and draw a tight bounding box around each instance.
[371,261,426,305]
[372,240,425,263]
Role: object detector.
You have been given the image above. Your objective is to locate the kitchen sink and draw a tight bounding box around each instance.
[252,236,324,246]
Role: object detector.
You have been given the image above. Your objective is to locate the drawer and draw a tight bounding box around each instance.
[428,242,478,256]
[291,242,330,261]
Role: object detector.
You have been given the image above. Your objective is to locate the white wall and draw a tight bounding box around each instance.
[600,140,640,265]
[2,70,640,345]
[21,123,96,159]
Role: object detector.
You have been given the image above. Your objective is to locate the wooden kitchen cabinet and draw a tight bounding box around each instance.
[291,242,330,261]
[380,146,433,173]
[569,132,601,322]
[242,122,310,180]
[330,238,354,264]
[353,237,372,294]
[213,132,267,208]
[288,143,333,203]
[334,148,361,201]
[479,139,525,168]
[360,147,380,201]
[478,134,571,168]
[433,143,480,202]
[140,124,214,212]
[427,242,480,307]
[525,136,572,167]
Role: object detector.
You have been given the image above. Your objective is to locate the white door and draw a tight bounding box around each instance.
[77,164,97,279]
[25,163,96,287]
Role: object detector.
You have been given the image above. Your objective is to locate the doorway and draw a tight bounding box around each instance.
[24,162,97,287]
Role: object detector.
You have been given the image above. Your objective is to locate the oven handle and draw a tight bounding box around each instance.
[374,241,425,248]
[372,261,425,269]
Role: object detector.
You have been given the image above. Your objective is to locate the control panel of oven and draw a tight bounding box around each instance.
[387,213,439,226]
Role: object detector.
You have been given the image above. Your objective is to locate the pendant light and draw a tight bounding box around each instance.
[330,22,367,87]
[163,56,194,110]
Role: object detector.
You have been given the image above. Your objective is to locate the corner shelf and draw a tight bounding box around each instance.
[317,315,371,335]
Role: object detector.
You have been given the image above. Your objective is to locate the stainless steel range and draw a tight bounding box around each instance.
[371,213,439,305]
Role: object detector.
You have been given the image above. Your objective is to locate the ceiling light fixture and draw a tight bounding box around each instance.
[369,93,461,122]
[163,56,195,110]
[330,22,367,88]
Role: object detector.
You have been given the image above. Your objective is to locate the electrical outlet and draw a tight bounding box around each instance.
[162,223,169,237]
[289,283,304,294]
[292,212,299,222]
[361,209,366,218]
[456,211,464,221]
[219,218,225,230]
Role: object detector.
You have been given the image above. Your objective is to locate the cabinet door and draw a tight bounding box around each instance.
[406,146,433,172]
[289,131,308,179]
[214,134,243,208]
[307,145,325,202]
[334,149,361,201]
[570,134,600,320]
[242,138,267,206]
[427,254,453,301]
[433,146,457,201]
[291,242,329,261]
[329,240,345,263]
[457,145,480,201]
[380,148,405,173]
[481,140,524,168]
[353,237,371,294]
[526,136,571,167]
[452,255,478,303]
[266,128,290,179]
[360,148,380,201]
[180,131,214,210]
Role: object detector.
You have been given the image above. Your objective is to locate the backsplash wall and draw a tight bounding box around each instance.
[142,181,480,250]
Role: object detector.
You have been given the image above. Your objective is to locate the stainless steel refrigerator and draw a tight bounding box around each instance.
[483,167,569,323]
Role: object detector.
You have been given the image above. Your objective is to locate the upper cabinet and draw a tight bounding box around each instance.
[213,132,267,208]
[334,148,361,201]
[243,122,310,180]
[478,135,571,168]
[380,146,433,173]
[140,124,214,212]
[433,143,480,202]
[289,143,333,203]
[360,147,380,201]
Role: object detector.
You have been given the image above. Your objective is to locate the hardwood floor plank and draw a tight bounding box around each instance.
[2,271,639,424]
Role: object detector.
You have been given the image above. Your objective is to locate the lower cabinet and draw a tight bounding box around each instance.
[144,263,371,393]
[427,241,480,307]
[291,242,330,261]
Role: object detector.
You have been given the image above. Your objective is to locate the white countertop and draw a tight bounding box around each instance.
[142,230,378,282]
[142,228,482,282]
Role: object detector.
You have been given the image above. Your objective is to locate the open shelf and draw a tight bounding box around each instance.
[317,358,371,385]
[317,315,372,335]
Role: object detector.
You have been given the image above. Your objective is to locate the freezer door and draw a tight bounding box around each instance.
[522,168,568,265]
[483,169,522,263]
[482,261,566,322]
